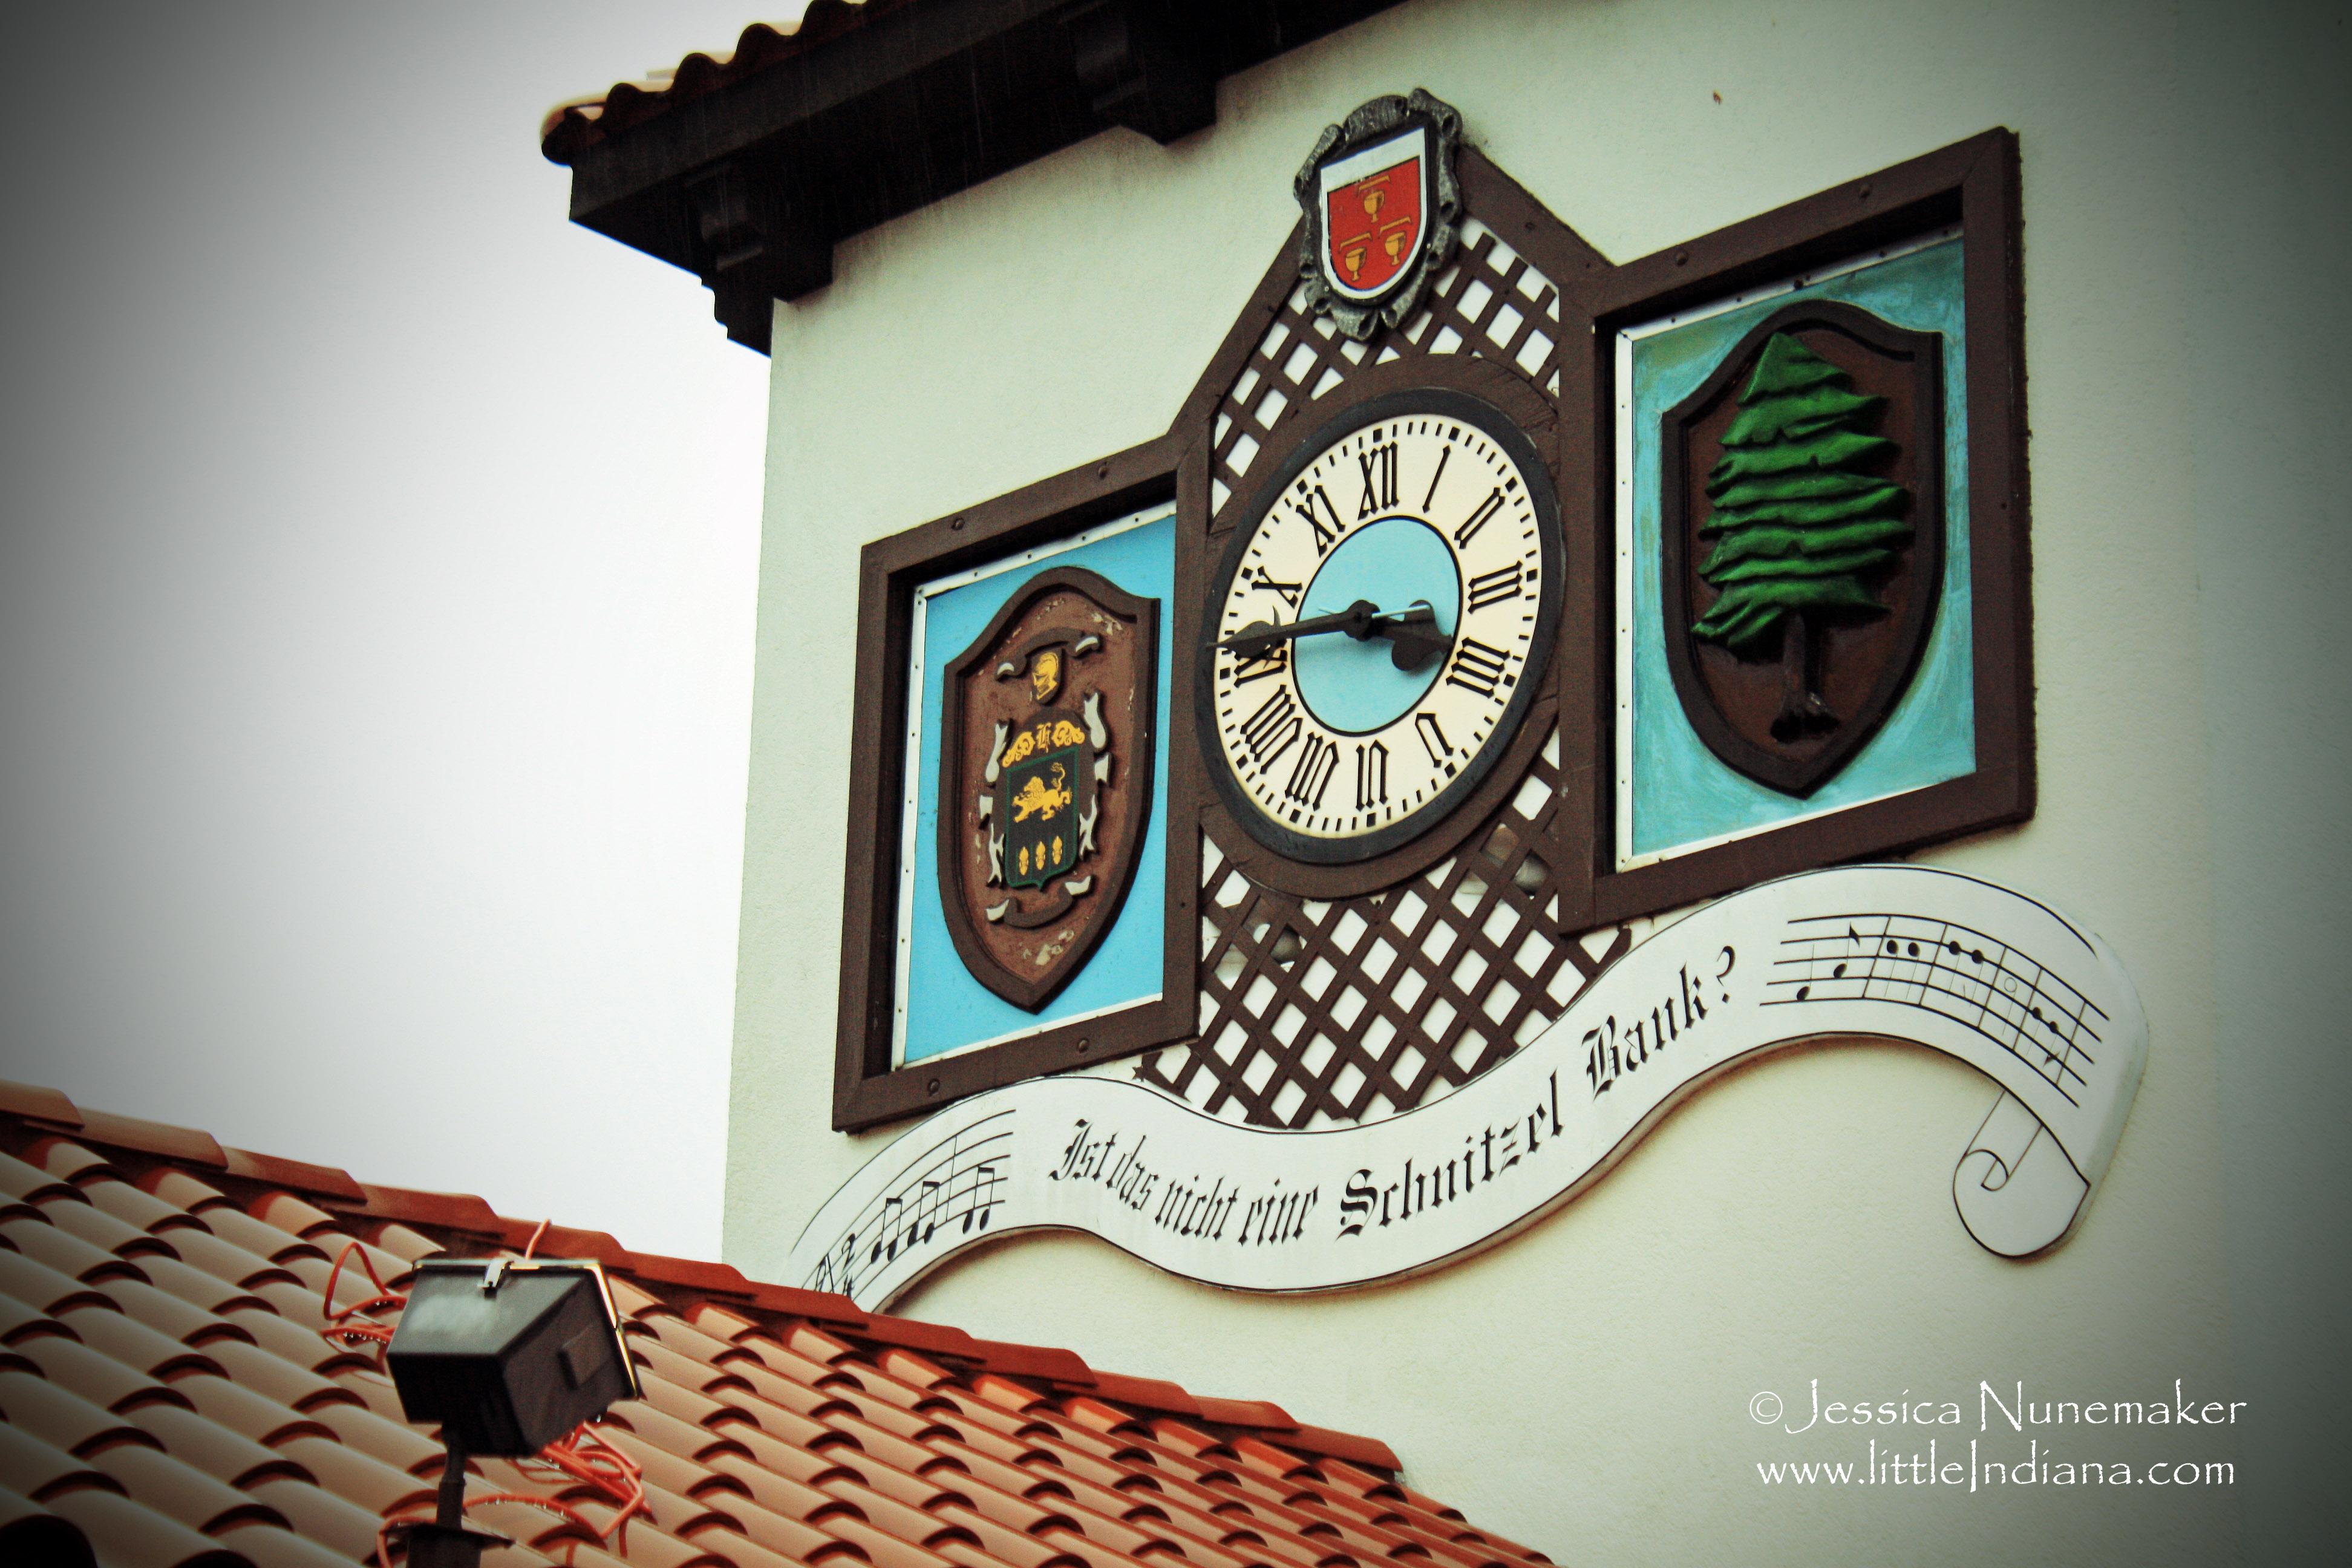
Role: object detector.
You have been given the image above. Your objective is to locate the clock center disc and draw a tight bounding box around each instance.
[1293,515,1460,734]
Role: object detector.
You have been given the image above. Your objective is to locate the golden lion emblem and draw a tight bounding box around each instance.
[1010,763,1071,824]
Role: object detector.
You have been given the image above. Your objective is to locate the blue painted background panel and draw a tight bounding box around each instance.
[900,514,1174,1065]
[1626,240,1975,862]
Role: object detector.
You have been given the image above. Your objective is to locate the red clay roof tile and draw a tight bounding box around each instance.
[144,1169,234,1214]
[300,1398,443,1476]
[223,1510,382,1568]
[129,1402,310,1489]
[273,1433,430,1515]
[12,1333,183,1414]
[0,1488,97,1568]
[51,1305,227,1382]
[134,1255,264,1316]
[222,1148,369,1204]
[537,1,913,162]
[351,1181,506,1235]
[44,1485,247,1568]
[1,1088,1553,1568]
[191,1203,330,1264]
[84,1440,291,1534]
[248,1476,390,1561]
[192,1339,347,1413]
[2,1215,149,1285]
[61,1114,230,1170]
[0,1082,83,1129]
[22,1138,119,1183]
[171,1376,335,1450]
[973,1371,1063,1413]
[364,1222,446,1265]
[0,1368,148,1456]
[0,1150,85,1206]
[684,1526,808,1568]
[247,1192,341,1238]
[215,1303,348,1373]
[79,1177,194,1235]
[0,1249,116,1318]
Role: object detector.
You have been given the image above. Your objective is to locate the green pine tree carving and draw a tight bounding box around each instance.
[1690,331,1913,741]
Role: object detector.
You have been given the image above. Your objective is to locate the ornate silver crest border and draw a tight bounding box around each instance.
[1292,88,1465,342]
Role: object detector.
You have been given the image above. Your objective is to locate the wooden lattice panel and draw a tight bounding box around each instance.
[1207,217,1569,526]
[1135,732,1629,1127]
[1142,217,1626,1128]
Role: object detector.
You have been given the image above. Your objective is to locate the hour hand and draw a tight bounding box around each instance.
[1368,604,1451,673]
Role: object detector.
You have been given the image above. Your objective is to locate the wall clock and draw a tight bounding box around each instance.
[1198,375,1563,875]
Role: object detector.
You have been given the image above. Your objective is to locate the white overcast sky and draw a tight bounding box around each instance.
[0,5,815,1259]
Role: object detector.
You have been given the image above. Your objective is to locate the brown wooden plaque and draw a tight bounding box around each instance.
[936,567,1158,1012]
[1660,299,1946,798]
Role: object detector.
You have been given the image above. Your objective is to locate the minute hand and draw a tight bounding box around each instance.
[1220,601,1451,673]
[1217,600,1382,659]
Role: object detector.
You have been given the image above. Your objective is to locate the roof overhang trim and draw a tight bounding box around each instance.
[544,0,1405,351]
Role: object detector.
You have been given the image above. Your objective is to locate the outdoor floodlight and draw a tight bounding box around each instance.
[385,1258,640,1568]
[388,1256,638,1455]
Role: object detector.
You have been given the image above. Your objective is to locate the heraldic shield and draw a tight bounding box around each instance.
[936,566,1158,1012]
[1660,299,1947,798]
[1293,89,1462,340]
[1320,128,1425,299]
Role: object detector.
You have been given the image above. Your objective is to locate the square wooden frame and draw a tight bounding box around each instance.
[1561,129,2031,930]
[832,434,1201,1132]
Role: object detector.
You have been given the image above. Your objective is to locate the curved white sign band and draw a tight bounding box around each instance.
[788,866,2146,1309]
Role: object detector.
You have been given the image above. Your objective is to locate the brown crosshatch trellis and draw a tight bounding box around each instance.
[1143,145,1624,1127]
[834,122,2029,1132]
[1140,742,1633,1126]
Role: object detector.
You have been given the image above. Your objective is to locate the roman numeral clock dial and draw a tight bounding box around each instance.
[1200,387,1563,868]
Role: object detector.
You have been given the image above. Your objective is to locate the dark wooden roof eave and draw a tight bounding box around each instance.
[545,0,1408,352]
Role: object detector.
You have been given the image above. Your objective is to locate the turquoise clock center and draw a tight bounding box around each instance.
[1293,515,1462,734]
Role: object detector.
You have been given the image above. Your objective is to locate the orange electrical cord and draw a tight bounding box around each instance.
[319,1241,407,1365]
[376,1426,648,1567]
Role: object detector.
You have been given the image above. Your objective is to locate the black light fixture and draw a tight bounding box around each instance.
[385,1258,639,1567]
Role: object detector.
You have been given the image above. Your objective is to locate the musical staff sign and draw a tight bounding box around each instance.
[802,1113,1011,1301]
[784,865,2146,1308]
[1767,913,2105,1105]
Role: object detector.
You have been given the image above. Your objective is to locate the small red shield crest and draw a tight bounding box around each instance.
[1320,131,1427,300]
[1293,90,1463,341]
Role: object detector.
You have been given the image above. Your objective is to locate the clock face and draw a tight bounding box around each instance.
[1200,387,1561,864]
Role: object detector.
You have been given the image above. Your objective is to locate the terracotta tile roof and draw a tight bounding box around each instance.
[539,3,909,165]
[0,1081,1555,1568]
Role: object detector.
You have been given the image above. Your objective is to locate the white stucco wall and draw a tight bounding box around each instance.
[727,2,2348,1561]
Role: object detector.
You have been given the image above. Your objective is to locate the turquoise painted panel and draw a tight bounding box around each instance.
[901,514,1174,1065]
[1626,240,1975,861]
[1293,515,1460,732]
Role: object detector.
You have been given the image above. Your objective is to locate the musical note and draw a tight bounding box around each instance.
[799,1111,1016,1293]
[965,1160,1002,1231]
[1765,910,2105,1107]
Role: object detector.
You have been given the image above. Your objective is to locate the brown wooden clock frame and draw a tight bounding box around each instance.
[834,125,2028,1133]
[1188,351,1570,901]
